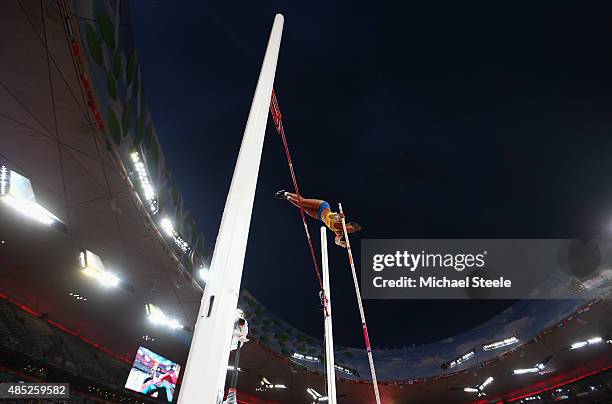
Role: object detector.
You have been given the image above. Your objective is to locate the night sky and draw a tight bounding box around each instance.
[128,1,612,348]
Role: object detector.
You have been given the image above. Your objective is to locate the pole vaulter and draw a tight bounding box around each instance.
[272,89,380,403]
[271,96,381,402]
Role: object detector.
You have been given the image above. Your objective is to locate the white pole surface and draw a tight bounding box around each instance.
[321,227,337,404]
[338,203,382,404]
[178,15,284,404]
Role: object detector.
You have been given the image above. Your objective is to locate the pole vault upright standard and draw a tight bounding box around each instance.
[321,227,337,404]
[339,203,382,404]
[178,15,284,404]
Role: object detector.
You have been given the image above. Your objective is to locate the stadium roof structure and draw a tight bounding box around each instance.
[0,1,610,403]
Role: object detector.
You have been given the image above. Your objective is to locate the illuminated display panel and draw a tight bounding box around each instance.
[124,346,181,403]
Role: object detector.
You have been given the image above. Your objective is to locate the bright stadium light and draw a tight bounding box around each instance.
[258,376,287,389]
[483,336,519,351]
[159,217,190,253]
[160,217,174,237]
[79,250,120,287]
[510,355,552,376]
[571,341,587,350]
[0,166,66,231]
[130,152,158,214]
[0,166,6,194]
[292,353,320,362]
[199,264,209,282]
[570,336,603,350]
[479,376,494,390]
[305,388,328,402]
[512,364,543,375]
[68,292,87,302]
[334,364,357,376]
[461,376,494,397]
[145,303,184,330]
[307,387,322,399]
[443,350,475,369]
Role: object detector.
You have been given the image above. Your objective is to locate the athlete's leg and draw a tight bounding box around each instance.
[280,192,329,220]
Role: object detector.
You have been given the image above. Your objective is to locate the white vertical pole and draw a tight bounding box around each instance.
[178,14,284,404]
[320,226,337,404]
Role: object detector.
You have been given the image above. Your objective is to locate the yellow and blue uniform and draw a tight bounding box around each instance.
[316,201,330,221]
[318,201,344,233]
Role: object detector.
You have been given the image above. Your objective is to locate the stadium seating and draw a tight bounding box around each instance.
[0,298,137,400]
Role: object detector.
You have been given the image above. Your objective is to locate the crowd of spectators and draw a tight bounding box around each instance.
[0,299,154,403]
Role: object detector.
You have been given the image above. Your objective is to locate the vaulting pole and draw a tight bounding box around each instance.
[178,15,284,404]
[321,227,337,404]
[338,203,382,404]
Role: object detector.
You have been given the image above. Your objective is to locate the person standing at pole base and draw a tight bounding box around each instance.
[275,190,361,248]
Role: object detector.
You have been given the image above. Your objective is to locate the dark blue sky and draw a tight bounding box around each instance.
[128,1,612,348]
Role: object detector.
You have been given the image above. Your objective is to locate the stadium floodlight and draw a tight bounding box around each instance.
[145,304,184,330]
[512,365,543,375]
[460,376,494,397]
[227,365,241,372]
[479,376,493,390]
[259,376,286,388]
[335,364,348,373]
[510,356,552,375]
[571,341,587,350]
[160,217,173,237]
[130,152,158,214]
[307,388,322,399]
[199,264,209,282]
[443,349,475,369]
[482,336,519,351]
[68,292,87,301]
[570,336,603,350]
[0,166,66,232]
[306,388,329,402]
[292,353,320,362]
[159,217,190,253]
[79,250,120,287]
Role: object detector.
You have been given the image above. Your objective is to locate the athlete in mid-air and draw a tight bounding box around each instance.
[275,190,361,248]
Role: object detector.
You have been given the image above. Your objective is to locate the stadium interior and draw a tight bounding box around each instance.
[0,1,611,403]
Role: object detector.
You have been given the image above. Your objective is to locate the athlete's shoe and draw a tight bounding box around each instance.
[275,190,288,200]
